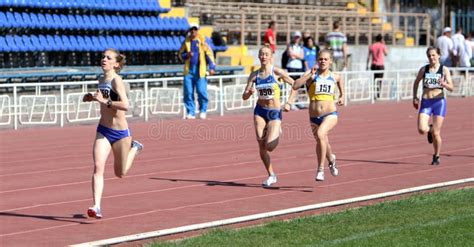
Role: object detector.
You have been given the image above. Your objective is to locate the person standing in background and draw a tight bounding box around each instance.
[286,31,305,79]
[303,36,319,71]
[367,34,388,98]
[178,23,216,120]
[325,21,348,71]
[264,21,277,54]
[436,27,454,67]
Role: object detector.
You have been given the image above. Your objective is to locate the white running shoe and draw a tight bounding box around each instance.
[328,154,338,176]
[87,206,102,219]
[199,112,207,119]
[315,170,325,181]
[185,114,195,119]
[131,140,144,152]
[262,175,277,187]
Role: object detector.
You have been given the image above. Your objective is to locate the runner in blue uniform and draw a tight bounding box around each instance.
[412,47,454,165]
[242,45,298,187]
[83,49,144,218]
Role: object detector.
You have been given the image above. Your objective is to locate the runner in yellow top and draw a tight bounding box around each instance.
[242,45,298,187]
[293,49,345,181]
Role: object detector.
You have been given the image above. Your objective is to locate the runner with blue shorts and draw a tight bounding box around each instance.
[242,45,298,187]
[412,47,454,165]
[82,49,144,218]
[293,49,345,182]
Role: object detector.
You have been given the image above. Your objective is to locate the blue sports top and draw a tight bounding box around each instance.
[255,66,282,100]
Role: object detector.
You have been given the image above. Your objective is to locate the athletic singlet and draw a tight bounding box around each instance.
[98,77,120,101]
[255,66,282,100]
[423,64,444,89]
[308,71,336,101]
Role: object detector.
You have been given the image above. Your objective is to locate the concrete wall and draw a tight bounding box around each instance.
[246,45,430,71]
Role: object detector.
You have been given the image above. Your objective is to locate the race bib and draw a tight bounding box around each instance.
[423,73,441,88]
[257,86,275,100]
[314,79,335,95]
[98,84,111,99]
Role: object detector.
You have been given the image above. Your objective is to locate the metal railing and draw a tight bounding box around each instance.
[0,67,472,130]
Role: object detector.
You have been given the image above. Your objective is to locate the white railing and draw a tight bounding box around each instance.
[0,68,472,129]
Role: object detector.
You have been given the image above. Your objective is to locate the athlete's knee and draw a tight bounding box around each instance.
[316,130,327,141]
[93,162,105,175]
[418,126,429,135]
[266,138,279,152]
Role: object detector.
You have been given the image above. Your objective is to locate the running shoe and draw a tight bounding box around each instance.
[427,124,433,144]
[87,206,102,219]
[431,155,440,165]
[199,112,207,119]
[131,140,144,152]
[262,175,277,187]
[315,169,325,181]
[328,154,339,176]
[185,114,196,119]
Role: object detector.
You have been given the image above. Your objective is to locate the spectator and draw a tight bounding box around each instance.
[436,27,454,67]
[452,27,465,67]
[178,23,216,120]
[467,31,474,66]
[325,21,348,71]
[303,36,319,71]
[367,34,388,98]
[264,21,277,54]
[286,31,305,80]
[452,27,471,68]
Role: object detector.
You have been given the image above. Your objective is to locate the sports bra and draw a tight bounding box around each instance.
[255,66,282,100]
[307,71,336,101]
[98,77,120,101]
[423,64,444,89]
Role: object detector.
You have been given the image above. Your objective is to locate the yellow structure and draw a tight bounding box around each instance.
[160,7,185,18]
[159,0,171,9]
[405,37,414,47]
[382,23,392,31]
[216,45,254,72]
[199,26,214,38]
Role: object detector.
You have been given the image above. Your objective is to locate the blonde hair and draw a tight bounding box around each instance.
[105,48,126,72]
[318,49,334,60]
[259,45,272,54]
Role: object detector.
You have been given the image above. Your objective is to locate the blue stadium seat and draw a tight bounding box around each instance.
[38,35,50,51]
[75,35,87,51]
[21,35,34,52]
[0,12,6,28]
[0,36,7,52]
[13,12,25,28]
[68,35,79,51]
[28,12,40,29]
[30,35,42,51]
[61,35,73,51]
[44,13,55,29]
[36,13,47,29]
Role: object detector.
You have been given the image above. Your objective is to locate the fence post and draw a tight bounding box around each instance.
[396,70,400,102]
[60,84,64,127]
[219,77,224,116]
[144,80,149,122]
[13,85,18,130]
[344,72,348,106]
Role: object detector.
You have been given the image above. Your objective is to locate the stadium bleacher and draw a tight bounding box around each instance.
[0,0,230,78]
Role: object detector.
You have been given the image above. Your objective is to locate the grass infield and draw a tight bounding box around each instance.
[149,187,473,246]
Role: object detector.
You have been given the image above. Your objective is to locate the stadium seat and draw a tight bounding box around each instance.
[0,36,7,52]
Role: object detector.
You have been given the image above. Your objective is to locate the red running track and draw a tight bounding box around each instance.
[1,98,473,246]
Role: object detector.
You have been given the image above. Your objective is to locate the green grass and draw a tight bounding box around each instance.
[149,188,474,247]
